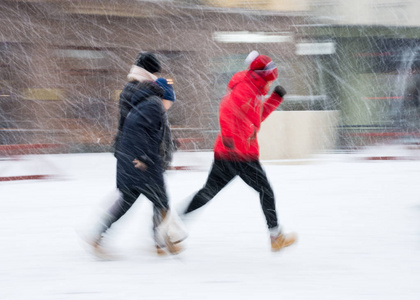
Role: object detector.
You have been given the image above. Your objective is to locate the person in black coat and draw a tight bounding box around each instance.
[116,83,165,190]
[90,81,181,257]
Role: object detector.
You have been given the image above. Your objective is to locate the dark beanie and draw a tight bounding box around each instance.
[135,52,161,74]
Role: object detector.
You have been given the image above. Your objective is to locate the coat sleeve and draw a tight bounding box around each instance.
[218,95,236,148]
[231,86,258,138]
[128,100,162,166]
[219,85,257,148]
[261,92,283,122]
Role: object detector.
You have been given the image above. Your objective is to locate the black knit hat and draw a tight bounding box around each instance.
[134,52,161,74]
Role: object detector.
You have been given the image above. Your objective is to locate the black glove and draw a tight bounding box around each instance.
[273,85,287,98]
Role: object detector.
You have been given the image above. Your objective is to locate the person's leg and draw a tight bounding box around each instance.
[239,161,297,251]
[142,184,180,254]
[98,188,141,235]
[86,188,141,258]
[238,161,278,230]
[184,159,236,214]
[143,184,169,239]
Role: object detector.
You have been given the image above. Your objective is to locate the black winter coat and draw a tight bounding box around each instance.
[114,80,175,170]
[116,85,165,190]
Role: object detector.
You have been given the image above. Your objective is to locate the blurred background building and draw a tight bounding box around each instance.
[0,0,419,154]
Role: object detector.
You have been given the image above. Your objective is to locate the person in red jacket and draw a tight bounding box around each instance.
[183,51,296,252]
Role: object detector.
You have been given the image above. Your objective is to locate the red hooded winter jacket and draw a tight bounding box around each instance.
[214,69,283,161]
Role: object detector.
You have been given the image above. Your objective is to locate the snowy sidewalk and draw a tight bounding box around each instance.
[0,151,419,300]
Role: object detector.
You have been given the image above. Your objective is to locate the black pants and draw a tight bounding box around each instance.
[184,159,278,229]
[101,184,169,234]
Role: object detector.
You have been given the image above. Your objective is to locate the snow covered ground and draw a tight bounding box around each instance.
[1,151,420,300]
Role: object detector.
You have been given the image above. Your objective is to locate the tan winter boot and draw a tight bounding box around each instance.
[271,232,297,252]
[156,245,167,256]
[83,235,113,260]
[164,234,183,255]
[154,208,185,255]
[155,237,183,256]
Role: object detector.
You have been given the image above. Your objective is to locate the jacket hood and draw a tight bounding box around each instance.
[227,69,268,94]
[227,70,247,90]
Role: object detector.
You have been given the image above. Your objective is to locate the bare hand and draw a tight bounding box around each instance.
[133,159,147,171]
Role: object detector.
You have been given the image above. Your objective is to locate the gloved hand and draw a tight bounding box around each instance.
[273,85,287,98]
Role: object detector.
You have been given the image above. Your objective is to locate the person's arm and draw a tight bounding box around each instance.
[129,98,162,169]
[261,85,286,121]
[233,87,258,139]
[219,86,257,148]
[218,95,236,148]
